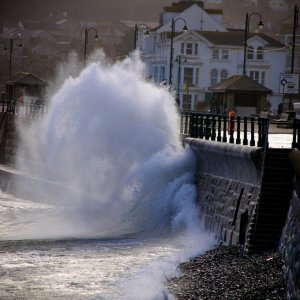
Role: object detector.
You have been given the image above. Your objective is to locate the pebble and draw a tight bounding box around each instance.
[167,245,286,299]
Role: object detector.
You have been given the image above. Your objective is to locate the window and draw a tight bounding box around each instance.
[249,71,259,83]
[221,69,228,81]
[211,69,218,85]
[181,43,198,55]
[182,94,192,110]
[247,46,254,59]
[257,47,264,60]
[159,66,166,82]
[186,43,193,55]
[212,49,219,59]
[221,49,229,60]
[184,68,193,85]
[249,71,266,85]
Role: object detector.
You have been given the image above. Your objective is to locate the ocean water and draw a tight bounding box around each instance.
[0,52,216,299]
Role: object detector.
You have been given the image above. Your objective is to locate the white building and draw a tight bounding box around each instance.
[137,0,288,114]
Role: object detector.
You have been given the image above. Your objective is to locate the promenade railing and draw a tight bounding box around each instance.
[180,111,269,149]
[292,119,300,150]
[1,95,47,119]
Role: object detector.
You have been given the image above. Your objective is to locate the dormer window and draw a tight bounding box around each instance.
[186,43,193,55]
[181,42,198,55]
[257,47,264,60]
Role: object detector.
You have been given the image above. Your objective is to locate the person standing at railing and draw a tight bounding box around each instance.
[228,110,236,133]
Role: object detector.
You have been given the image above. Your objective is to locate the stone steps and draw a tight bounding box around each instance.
[244,147,294,255]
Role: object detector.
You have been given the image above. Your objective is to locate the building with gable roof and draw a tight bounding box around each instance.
[138,0,289,115]
[5,72,47,103]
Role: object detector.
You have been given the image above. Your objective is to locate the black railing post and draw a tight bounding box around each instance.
[257,117,262,147]
[292,118,297,148]
[229,116,234,143]
[222,115,227,143]
[250,117,255,146]
[205,114,210,140]
[184,111,189,134]
[236,116,241,144]
[243,116,248,145]
[195,114,200,138]
[262,118,269,149]
[189,112,194,136]
[297,119,300,149]
[217,115,222,142]
[211,115,216,141]
[198,114,203,139]
[192,113,197,138]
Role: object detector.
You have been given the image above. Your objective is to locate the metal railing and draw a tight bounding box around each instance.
[180,111,269,149]
[1,95,47,119]
[292,119,300,150]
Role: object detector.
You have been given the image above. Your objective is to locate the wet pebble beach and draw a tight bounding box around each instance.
[167,245,286,300]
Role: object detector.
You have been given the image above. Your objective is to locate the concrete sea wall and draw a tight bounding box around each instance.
[184,137,300,300]
[183,138,263,246]
[280,150,300,300]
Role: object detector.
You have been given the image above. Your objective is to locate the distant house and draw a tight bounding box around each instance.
[5,72,48,103]
[32,40,59,57]
[138,0,289,114]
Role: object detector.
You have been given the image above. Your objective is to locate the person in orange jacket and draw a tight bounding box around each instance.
[228,110,236,133]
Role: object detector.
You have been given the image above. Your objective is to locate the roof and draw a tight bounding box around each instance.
[204,9,223,15]
[208,75,272,94]
[32,40,58,56]
[161,30,285,48]
[6,72,48,86]
[163,0,204,13]
[198,31,285,48]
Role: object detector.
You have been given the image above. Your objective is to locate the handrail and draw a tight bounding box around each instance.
[292,118,300,150]
[180,111,270,149]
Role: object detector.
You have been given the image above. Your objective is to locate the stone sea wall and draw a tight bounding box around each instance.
[280,149,300,300]
[183,138,263,246]
[0,113,18,164]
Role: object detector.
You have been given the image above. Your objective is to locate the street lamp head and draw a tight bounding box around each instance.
[94,34,100,41]
[182,24,188,32]
[144,28,150,37]
[257,20,264,30]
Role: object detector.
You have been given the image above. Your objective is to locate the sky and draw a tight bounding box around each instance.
[0,0,296,25]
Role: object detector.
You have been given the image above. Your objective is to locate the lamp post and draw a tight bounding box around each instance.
[243,12,264,75]
[84,27,99,66]
[9,37,22,78]
[134,24,149,50]
[175,55,187,103]
[168,18,188,86]
[291,5,300,73]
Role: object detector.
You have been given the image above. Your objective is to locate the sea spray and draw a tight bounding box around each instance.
[3,53,217,299]
[13,54,203,238]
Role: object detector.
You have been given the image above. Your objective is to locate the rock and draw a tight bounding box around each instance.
[167,245,286,299]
